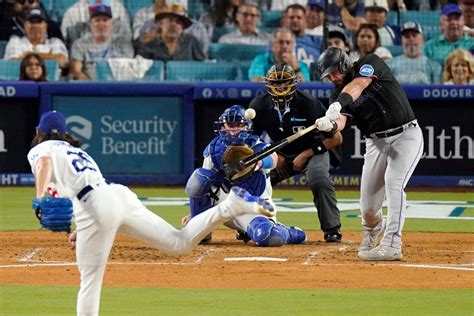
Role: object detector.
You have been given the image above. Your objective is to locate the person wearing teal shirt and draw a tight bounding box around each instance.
[248,27,310,81]
[423,4,474,66]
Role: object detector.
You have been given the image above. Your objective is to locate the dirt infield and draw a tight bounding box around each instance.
[0,231,472,289]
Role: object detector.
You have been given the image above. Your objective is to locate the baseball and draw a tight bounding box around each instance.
[244,108,256,120]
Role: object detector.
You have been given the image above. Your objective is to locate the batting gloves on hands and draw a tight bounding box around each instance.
[316,116,334,132]
[326,102,342,121]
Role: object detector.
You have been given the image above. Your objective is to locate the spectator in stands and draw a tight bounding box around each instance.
[364,0,400,46]
[136,5,205,61]
[424,4,474,66]
[386,21,442,84]
[218,3,271,45]
[19,52,47,81]
[4,8,68,70]
[327,0,366,32]
[271,0,307,10]
[70,5,134,81]
[133,0,169,40]
[460,0,474,36]
[285,4,322,67]
[328,25,351,53]
[306,0,325,36]
[199,0,241,42]
[8,0,63,41]
[61,0,131,48]
[248,27,310,82]
[135,3,210,53]
[442,48,474,84]
[349,23,392,62]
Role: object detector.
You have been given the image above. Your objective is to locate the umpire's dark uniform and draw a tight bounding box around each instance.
[249,90,342,240]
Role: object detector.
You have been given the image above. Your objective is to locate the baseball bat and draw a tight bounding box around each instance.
[240,122,318,168]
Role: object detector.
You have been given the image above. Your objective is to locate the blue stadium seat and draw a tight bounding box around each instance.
[188,1,210,20]
[123,0,150,18]
[208,43,267,61]
[165,61,240,81]
[53,0,77,22]
[0,60,21,81]
[238,60,253,81]
[96,59,165,81]
[400,10,440,40]
[386,45,404,57]
[0,41,7,59]
[45,60,61,81]
[262,10,282,28]
[212,27,236,42]
[387,11,399,26]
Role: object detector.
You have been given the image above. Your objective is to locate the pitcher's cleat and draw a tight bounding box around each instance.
[227,187,275,217]
[358,219,386,252]
[358,245,403,261]
[199,233,212,245]
[287,226,307,244]
[236,230,251,244]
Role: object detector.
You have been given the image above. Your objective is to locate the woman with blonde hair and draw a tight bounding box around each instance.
[443,49,474,85]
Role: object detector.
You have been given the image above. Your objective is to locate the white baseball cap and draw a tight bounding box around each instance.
[365,0,389,12]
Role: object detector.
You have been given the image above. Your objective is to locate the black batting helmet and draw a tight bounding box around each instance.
[317,47,352,80]
[264,63,299,112]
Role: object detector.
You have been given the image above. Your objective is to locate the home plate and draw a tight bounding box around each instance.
[224,257,288,262]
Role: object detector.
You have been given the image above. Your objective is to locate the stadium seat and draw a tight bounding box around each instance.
[387,11,399,26]
[212,27,236,42]
[188,1,210,20]
[53,0,77,22]
[208,43,267,62]
[0,60,21,81]
[44,60,61,81]
[96,60,165,81]
[386,45,404,57]
[238,60,253,81]
[262,10,282,28]
[165,61,241,82]
[400,10,440,40]
[0,41,7,59]
[123,0,150,18]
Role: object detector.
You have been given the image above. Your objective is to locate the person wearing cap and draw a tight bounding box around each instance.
[423,3,474,66]
[4,7,68,70]
[364,0,401,46]
[386,21,441,84]
[306,0,325,36]
[28,110,274,316]
[7,0,63,41]
[61,0,131,48]
[136,4,205,62]
[327,0,366,33]
[328,25,351,52]
[271,0,307,10]
[218,3,271,45]
[70,5,134,80]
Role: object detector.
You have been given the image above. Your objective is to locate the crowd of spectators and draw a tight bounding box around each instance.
[0,0,472,84]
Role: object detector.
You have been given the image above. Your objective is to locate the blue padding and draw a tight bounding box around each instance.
[247,216,288,247]
[185,168,221,197]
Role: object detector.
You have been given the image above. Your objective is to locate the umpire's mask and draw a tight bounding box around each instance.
[264,63,299,113]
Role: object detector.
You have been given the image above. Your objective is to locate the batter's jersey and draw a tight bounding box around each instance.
[249,90,331,157]
[333,54,416,135]
[27,140,105,199]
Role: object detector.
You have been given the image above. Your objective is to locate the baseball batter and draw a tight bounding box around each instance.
[27,111,275,315]
[316,47,424,261]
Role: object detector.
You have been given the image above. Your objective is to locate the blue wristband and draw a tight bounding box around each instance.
[261,156,274,169]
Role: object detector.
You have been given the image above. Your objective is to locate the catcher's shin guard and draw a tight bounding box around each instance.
[185,168,221,217]
[247,216,289,247]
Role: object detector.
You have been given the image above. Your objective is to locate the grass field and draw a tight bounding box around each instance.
[0,186,473,315]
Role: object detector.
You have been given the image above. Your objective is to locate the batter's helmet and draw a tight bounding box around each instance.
[214,105,253,142]
[317,47,352,79]
[264,63,299,112]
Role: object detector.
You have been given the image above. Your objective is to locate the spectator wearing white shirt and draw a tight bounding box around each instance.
[218,3,271,45]
[60,0,131,47]
[364,0,401,46]
[5,8,68,69]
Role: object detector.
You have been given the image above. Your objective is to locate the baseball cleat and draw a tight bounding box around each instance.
[227,187,275,217]
[358,218,386,252]
[358,245,403,261]
[324,228,342,243]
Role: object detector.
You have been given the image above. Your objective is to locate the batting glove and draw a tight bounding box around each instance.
[326,102,342,121]
[316,116,334,132]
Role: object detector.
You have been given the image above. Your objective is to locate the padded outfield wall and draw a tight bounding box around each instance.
[0,82,472,188]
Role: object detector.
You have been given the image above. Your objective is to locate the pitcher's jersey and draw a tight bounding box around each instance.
[27,140,105,199]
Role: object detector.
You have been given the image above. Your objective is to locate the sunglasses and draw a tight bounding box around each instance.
[17,0,39,4]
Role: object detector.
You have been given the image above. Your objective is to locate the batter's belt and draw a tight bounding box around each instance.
[366,120,417,139]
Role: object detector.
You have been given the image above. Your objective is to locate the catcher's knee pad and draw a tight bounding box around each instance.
[189,195,212,218]
[247,216,289,247]
[285,226,307,244]
[185,168,220,197]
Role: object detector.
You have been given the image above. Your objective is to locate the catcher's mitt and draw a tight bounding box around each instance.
[32,197,73,233]
[221,144,256,182]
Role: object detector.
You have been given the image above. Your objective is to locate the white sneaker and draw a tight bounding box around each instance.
[358,245,403,261]
[358,219,386,252]
[225,187,275,218]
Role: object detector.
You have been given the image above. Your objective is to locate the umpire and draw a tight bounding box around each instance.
[249,63,344,242]
[316,47,423,260]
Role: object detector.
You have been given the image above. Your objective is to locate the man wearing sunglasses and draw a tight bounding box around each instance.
[8,0,63,41]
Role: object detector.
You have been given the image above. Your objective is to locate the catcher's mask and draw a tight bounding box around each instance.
[264,63,299,112]
[214,105,253,143]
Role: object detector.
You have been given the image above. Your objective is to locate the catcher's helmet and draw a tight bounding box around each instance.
[214,105,253,142]
[264,63,299,112]
[317,47,351,80]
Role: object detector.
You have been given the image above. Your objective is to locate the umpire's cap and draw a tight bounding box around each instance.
[37,111,66,133]
[317,47,352,79]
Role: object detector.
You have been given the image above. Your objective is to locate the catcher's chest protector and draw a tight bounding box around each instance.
[208,136,267,196]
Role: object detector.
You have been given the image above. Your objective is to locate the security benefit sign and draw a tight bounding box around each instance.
[53,96,183,174]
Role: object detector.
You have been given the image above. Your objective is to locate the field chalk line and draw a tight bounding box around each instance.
[19,248,43,262]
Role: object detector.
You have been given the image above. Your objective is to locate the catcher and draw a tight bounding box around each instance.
[183,105,307,246]
[28,110,275,315]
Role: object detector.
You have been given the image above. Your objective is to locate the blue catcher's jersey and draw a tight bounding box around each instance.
[204,135,268,196]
